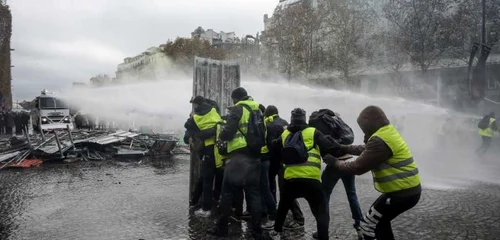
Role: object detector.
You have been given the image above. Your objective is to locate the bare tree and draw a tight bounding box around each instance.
[263,0,320,79]
[383,0,464,72]
[319,0,377,86]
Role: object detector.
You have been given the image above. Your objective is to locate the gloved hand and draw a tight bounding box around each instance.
[323,154,339,166]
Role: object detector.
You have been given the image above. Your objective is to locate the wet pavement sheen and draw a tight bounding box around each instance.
[0,156,499,240]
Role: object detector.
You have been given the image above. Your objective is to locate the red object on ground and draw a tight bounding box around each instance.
[1,159,43,169]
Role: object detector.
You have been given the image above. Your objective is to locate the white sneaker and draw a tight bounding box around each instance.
[262,220,275,230]
[194,209,212,218]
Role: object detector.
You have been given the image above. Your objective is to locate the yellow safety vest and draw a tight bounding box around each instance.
[479,118,495,137]
[214,122,227,168]
[281,127,322,181]
[369,124,421,193]
[260,115,276,154]
[226,99,261,154]
[193,107,222,146]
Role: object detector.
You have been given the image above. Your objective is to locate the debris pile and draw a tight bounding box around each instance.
[0,129,188,169]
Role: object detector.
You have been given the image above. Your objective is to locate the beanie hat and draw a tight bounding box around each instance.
[290,108,306,124]
[264,105,279,117]
[231,87,248,101]
[190,96,205,105]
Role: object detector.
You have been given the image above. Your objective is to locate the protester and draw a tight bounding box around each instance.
[476,112,496,155]
[271,108,344,240]
[265,105,305,229]
[208,87,268,239]
[184,95,222,217]
[330,105,421,240]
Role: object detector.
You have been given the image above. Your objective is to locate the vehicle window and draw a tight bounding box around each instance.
[39,98,69,109]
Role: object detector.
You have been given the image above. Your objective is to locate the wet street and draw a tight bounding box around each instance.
[0,155,499,240]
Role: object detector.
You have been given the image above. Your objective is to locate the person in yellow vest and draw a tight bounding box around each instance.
[183,96,222,217]
[265,105,305,229]
[271,108,345,240]
[476,112,497,155]
[208,87,269,240]
[328,105,421,240]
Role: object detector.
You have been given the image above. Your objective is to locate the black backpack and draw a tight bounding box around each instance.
[309,109,354,145]
[478,116,490,129]
[238,104,266,156]
[282,131,311,165]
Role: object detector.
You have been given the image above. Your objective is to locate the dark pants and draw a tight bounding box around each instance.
[216,153,263,237]
[214,167,224,202]
[201,151,216,211]
[476,136,492,155]
[260,160,277,219]
[190,176,203,206]
[361,193,421,240]
[322,166,363,227]
[5,125,11,134]
[272,166,304,223]
[275,179,329,240]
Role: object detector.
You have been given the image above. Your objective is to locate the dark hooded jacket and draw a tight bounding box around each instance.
[183,103,218,145]
[271,120,344,163]
[334,105,421,196]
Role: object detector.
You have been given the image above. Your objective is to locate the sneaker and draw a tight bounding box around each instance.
[283,221,304,230]
[194,209,212,218]
[312,232,319,239]
[241,211,252,220]
[261,220,275,230]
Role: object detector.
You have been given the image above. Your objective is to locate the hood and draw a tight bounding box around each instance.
[357,106,390,143]
[193,103,213,115]
[286,121,308,133]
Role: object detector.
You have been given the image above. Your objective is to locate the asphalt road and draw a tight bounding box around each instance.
[0,155,499,240]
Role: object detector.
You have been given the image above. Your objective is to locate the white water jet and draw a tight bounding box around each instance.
[58,77,500,190]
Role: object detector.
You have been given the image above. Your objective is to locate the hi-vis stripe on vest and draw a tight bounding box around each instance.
[281,127,322,181]
[226,100,261,154]
[193,107,223,146]
[479,118,496,137]
[369,124,420,193]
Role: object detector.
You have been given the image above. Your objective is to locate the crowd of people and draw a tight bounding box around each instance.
[0,110,31,136]
[184,87,422,240]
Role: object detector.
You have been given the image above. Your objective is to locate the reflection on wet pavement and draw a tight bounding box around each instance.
[0,155,499,240]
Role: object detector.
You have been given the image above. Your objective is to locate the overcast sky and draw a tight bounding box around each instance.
[9,0,277,101]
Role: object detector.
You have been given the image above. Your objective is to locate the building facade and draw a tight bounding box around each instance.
[191,27,237,45]
[115,46,169,82]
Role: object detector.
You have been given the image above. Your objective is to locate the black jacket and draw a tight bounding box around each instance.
[266,115,288,167]
[219,96,253,142]
[183,103,218,144]
[271,121,343,164]
[266,115,288,149]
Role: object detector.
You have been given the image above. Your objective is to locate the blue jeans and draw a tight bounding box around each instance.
[322,165,363,227]
[260,160,277,219]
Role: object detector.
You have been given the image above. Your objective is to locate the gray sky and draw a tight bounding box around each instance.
[10,0,276,101]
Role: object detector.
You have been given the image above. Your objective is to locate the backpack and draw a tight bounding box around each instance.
[238,104,266,156]
[478,116,490,129]
[309,109,354,145]
[282,131,311,165]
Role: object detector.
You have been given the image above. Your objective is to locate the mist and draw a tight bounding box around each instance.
[57,74,500,191]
